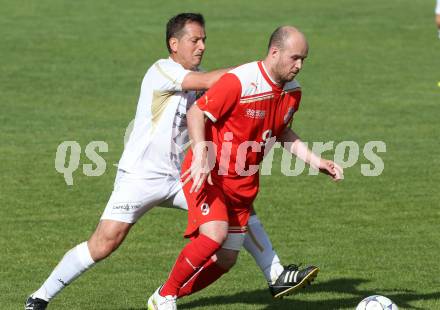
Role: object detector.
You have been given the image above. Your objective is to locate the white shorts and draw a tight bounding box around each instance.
[100,169,246,251]
[100,170,188,223]
[437,0,440,14]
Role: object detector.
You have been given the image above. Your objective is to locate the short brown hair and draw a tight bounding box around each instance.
[166,13,205,53]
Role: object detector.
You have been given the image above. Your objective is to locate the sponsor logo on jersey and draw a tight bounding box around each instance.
[202,95,215,107]
[245,108,266,119]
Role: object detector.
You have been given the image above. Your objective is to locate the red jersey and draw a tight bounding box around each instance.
[182,61,301,206]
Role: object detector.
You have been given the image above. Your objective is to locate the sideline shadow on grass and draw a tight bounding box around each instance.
[172,278,440,310]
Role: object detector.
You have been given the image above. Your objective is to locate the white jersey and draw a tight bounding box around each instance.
[118,58,197,177]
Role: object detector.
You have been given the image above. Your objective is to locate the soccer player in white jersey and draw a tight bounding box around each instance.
[436,0,440,38]
[25,13,316,310]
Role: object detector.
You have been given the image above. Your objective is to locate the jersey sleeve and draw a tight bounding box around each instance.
[195,73,242,122]
[153,59,191,92]
[287,90,302,128]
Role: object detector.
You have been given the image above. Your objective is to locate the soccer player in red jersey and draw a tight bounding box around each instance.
[148,26,343,310]
[25,14,312,310]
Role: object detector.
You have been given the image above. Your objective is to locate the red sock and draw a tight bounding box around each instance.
[160,234,221,297]
[178,257,228,298]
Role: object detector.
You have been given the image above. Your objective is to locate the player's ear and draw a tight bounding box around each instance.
[169,37,179,53]
[268,46,279,59]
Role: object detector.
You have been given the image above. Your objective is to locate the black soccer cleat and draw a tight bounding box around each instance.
[24,296,48,310]
[269,264,319,298]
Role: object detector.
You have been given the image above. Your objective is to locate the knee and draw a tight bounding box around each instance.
[214,230,229,245]
[200,221,229,244]
[215,249,239,271]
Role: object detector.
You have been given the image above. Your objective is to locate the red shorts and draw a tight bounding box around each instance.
[182,178,250,238]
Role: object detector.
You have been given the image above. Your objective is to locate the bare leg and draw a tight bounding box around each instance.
[88,220,133,261]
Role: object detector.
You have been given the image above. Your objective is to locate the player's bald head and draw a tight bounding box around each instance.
[267,26,307,52]
[264,26,308,84]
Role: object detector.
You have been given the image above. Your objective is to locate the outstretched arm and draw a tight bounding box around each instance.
[182,68,232,91]
[278,127,343,181]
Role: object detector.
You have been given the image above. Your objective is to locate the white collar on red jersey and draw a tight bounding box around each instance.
[261,61,281,87]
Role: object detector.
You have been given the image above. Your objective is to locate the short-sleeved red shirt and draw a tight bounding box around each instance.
[182,61,301,206]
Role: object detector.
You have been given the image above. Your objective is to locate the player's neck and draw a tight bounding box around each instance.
[261,60,282,87]
[169,54,196,71]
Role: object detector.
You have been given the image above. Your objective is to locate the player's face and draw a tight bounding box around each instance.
[173,22,206,70]
[274,36,308,83]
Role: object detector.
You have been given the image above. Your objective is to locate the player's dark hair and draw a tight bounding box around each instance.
[267,26,288,51]
[166,13,205,53]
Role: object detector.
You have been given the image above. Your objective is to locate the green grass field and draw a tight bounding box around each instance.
[1,0,440,309]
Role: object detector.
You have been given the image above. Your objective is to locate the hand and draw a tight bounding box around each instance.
[318,159,343,181]
[181,147,214,193]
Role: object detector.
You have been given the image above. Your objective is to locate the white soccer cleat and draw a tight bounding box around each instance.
[147,286,177,310]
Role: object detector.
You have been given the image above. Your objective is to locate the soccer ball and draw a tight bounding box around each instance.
[356,295,398,310]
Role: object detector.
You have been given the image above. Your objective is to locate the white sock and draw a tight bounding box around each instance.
[32,241,95,302]
[438,29,440,39]
[243,215,284,284]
